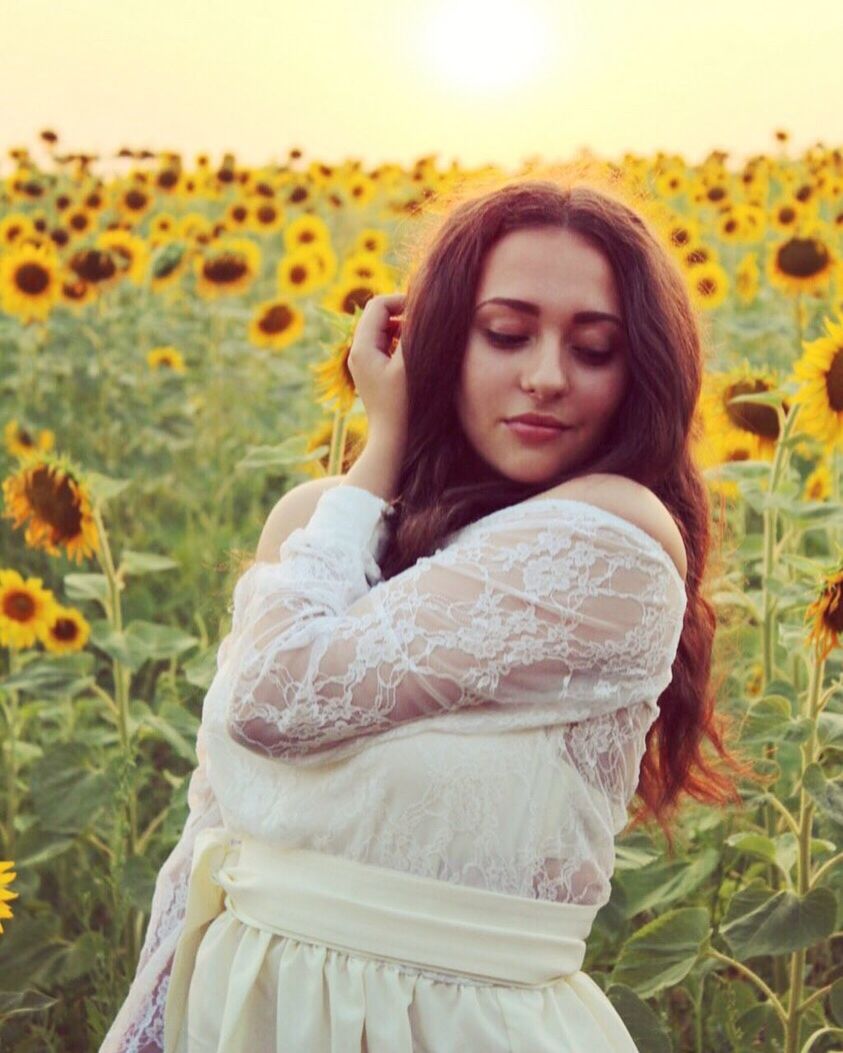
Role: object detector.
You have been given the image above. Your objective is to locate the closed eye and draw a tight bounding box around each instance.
[484,330,613,364]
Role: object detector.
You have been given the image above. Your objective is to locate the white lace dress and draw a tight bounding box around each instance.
[99,485,687,1053]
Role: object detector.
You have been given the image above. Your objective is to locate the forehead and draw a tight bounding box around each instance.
[476,227,620,313]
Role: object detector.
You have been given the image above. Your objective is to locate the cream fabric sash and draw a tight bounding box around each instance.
[163,826,600,1051]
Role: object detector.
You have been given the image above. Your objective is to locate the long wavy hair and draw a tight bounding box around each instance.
[374,172,762,853]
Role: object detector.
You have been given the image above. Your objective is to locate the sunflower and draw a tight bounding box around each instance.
[276,250,327,298]
[2,453,100,564]
[788,312,843,449]
[734,252,760,305]
[311,337,357,415]
[114,181,154,224]
[64,206,97,239]
[282,213,332,255]
[767,232,835,298]
[40,604,90,654]
[0,241,63,324]
[223,199,253,232]
[146,346,187,373]
[299,414,369,479]
[250,199,285,236]
[247,300,306,352]
[342,172,378,208]
[59,273,97,310]
[66,246,124,293]
[698,362,791,461]
[804,559,843,662]
[339,251,394,288]
[95,229,150,287]
[653,168,688,199]
[0,212,37,249]
[0,569,59,649]
[352,228,389,256]
[3,419,55,460]
[149,212,179,242]
[0,861,18,934]
[803,460,832,501]
[685,260,730,311]
[194,236,261,300]
[321,275,390,317]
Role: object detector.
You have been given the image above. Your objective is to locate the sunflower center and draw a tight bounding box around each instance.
[824,587,843,633]
[341,287,374,314]
[777,237,830,279]
[71,249,117,283]
[827,347,843,412]
[204,253,248,284]
[15,262,50,295]
[289,265,307,285]
[53,617,79,642]
[260,304,294,333]
[5,590,36,622]
[27,465,83,537]
[726,380,780,439]
[125,189,148,211]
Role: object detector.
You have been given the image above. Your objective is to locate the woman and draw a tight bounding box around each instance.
[100,178,748,1052]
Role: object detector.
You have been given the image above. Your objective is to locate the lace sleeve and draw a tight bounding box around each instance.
[223,487,687,765]
[97,721,223,1053]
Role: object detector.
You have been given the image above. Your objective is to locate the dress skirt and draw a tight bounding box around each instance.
[163,827,640,1052]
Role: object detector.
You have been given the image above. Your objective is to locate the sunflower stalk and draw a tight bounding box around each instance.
[759,399,803,995]
[91,501,140,969]
[0,652,20,858]
[783,645,827,1053]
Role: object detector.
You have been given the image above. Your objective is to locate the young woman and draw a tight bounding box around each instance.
[100,179,746,1052]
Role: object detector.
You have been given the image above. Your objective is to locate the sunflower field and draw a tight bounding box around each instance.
[0,131,842,1052]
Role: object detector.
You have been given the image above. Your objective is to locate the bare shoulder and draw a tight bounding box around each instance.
[530,473,688,581]
[254,474,345,562]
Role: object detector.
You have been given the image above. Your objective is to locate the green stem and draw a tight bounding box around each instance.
[1,652,19,858]
[91,500,139,969]
[784,645,825,1053]
[705,948,787,1026]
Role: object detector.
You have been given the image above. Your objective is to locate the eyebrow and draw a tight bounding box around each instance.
[475,297,623,327]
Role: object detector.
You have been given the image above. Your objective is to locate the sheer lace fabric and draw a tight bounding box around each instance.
[99,487,686,1053]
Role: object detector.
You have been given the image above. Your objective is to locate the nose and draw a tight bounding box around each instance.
[521,336,570,397]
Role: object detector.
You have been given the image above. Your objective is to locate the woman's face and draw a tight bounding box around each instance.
[456,226,630,485]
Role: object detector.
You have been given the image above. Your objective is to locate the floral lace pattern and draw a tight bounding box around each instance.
[99,488,686,1052]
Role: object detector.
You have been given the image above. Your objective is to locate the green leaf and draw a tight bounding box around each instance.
[89,620,198,670]
[720,886,837,959]
[610,907,711,998]
[0,653,93,698]
[117,550,180,576]
[182,645,221,690]
[235,437,329,471]
[739,694,793,745]
[63,572,110,606]
[817,711,843,748]
[0,988,59,1020]
[830,976,843,1026]
[725,832,796,879]
[120,854,157,913]
[606,984,673,1053]
[124,620,198,663]
[83,471,132,506]
[619,848,720,918]
[803,763,843,826]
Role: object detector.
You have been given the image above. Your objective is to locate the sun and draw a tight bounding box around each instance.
[421,0,553,94]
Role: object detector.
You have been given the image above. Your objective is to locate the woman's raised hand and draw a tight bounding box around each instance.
[347,293,408,449]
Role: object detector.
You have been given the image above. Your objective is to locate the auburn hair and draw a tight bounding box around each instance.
[374,169,764,855]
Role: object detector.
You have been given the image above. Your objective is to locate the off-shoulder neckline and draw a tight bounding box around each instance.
[456,496,687,592]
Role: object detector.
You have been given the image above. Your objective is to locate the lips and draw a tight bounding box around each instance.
[506,416,567,429]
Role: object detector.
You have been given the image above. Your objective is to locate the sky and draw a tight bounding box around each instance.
[2,0,843,178]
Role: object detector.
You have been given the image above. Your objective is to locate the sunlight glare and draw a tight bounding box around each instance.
[421,0,553,95]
